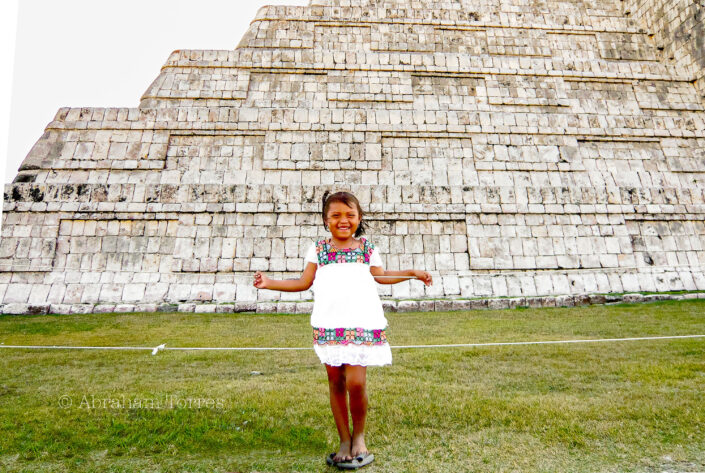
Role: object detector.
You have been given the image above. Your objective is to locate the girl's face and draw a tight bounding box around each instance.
[326,201,361,240]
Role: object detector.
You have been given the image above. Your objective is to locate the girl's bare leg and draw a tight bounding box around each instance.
[325,364,353,462]
[344,364,368,457]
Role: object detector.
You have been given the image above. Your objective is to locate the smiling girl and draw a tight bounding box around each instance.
[253,190,432,469]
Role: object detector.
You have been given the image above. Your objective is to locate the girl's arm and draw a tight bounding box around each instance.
[253,263,317,292]
[370,267,433,286]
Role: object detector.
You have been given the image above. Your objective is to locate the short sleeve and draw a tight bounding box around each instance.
[304,241,318,266]
[369,245,383,267]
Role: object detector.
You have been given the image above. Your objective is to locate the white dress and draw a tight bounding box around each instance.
[304,236,392,367]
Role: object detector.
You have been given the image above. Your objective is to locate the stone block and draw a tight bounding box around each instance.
[397,300,420,312]
[210,283,235,302]
[27,284,51,304]
[381,300,398,312]
[123,284,146,302]
[178,303,196,313]
[196,304,218,313]
[622,293,644,303]
[94,304,117,313]
[70,304,94,314]
[416,300,434,312]
[2,284,32,304]
[468,299,489,310]
[157,303,179,313]
[276,302,297,314]
[295,301,313,314]
[555,295,574,307]
[450,299,472,311]
[134,304,158,313]
[488,298,510,310]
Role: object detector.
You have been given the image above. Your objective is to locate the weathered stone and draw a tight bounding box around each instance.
[622,293,645,303]
[451,299,472,311]
[488,298,510,310]
[195,304,218,313]
[94,304,117,313]
[70,304,94,314]
[397,300,420,312]
[276,302,297,314]
[381,300,398,312]
[468,299,489,310]
[2,303,49,315]
[114,304,136,313]
[134,304,158,313]
[0,0,703,314]
[434,299,454,312]
[256,302,277,313]
[157,303,179,312]
[643,294,672,302]
[49,304,72,314]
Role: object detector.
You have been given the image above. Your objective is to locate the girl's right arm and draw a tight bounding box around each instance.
[253,262,317,292]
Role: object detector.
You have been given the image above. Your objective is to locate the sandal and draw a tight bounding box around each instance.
[336,451,375,469]
[326,452,353,467]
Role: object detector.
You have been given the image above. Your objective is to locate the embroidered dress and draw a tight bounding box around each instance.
[304,237,392,367]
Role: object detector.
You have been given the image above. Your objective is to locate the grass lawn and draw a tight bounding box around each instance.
[0,300,704,472]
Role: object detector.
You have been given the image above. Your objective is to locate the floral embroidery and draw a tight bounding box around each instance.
[315,237,376,267]
[313,327,388,346]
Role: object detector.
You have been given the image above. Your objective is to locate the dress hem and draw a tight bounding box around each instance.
[313,342,392,367]
[318,360,393,367]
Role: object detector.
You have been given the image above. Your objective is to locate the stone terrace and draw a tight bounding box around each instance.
[2,0,705,314]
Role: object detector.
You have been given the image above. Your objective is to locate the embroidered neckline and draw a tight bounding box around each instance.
[315,237,374,267]
[326,237,364,252]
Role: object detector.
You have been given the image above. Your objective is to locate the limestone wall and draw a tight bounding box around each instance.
[1,0,705,314]
[622,0,705,97]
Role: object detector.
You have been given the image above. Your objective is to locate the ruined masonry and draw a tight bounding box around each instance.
[1,0,705,315]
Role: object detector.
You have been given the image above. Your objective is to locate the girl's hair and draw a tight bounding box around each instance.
[321,191,367,237]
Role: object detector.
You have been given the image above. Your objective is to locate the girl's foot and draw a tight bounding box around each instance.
[351,435,368,458]
[333,440,353,463]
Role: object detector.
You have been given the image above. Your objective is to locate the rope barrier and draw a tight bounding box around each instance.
[0,334,702,355]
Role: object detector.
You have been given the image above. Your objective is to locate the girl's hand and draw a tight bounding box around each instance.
[414,270,433,286]
[253,271,270,289]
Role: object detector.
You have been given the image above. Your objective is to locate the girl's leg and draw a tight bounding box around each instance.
[325,364,353,462]
[344,364,369,457]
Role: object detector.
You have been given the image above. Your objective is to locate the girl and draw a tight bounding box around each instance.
[253,190,432,470]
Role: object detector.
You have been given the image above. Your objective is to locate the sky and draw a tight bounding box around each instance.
[1,0,308,229]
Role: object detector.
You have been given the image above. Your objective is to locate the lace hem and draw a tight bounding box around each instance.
[313,342,392,367]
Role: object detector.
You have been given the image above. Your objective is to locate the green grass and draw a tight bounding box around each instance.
[0,300,704,472]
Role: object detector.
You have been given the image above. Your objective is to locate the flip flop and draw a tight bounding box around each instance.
[336,452,375,470]
[326,452,353,467]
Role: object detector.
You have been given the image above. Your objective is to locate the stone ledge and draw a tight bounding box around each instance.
[1,292,703,315]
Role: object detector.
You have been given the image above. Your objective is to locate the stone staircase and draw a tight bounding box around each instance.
[1,0,704,314]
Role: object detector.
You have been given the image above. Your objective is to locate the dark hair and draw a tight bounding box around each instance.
[321,191,367,237]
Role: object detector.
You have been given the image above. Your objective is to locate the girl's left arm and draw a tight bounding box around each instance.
[370,267,433,286]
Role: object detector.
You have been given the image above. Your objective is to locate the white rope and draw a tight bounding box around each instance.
[0,334,702,353]
[391,334,705,348]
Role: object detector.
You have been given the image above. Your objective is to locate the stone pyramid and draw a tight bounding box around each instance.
[1,0,704,314]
